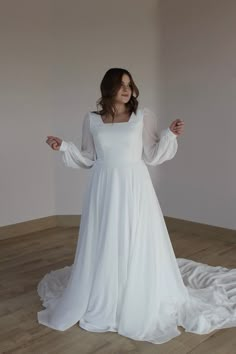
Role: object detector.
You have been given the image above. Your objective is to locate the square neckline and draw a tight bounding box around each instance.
[97,111,135,125]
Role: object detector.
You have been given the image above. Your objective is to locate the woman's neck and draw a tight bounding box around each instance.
[113,103,129,116]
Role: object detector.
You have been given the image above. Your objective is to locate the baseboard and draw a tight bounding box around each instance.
[0,215,81,241]
[165,216,236,243]
[0,215,235,242]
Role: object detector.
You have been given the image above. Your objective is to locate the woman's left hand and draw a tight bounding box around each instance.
[169,119,185,136]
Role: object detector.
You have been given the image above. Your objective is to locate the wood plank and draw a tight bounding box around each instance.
[0,221,235,353]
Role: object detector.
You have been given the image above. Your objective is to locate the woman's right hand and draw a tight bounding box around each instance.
[46,136,62,151]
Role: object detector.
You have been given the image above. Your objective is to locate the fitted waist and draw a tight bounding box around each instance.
[94,158,145,167]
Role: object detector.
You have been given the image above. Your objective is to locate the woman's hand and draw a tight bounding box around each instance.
[169,119,185,136]
[46,136,62,150]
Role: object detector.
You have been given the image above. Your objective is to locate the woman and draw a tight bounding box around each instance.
[38,68,236,344]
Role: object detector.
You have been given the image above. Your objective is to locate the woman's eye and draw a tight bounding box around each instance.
[120,83,131,91]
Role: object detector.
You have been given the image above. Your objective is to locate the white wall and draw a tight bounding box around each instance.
[158,0,236,230]
[0,1,55,226]
[0,0,160,226]
[1,0,235,231]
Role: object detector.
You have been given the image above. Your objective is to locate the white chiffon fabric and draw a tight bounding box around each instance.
[37,108,236,344]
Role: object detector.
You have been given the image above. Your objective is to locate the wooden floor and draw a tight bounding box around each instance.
[0,221,236,354]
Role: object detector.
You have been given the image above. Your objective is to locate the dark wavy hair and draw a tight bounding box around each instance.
[91,68,139,122]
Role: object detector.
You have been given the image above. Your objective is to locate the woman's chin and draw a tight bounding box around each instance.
[114,96,131,104]
[122,97,130,102]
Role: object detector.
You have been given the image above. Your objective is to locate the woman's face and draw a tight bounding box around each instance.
[114,74,132,104]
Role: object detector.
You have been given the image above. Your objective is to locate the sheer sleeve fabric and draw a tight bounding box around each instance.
[59,112,96,169]
[142,107,178,166]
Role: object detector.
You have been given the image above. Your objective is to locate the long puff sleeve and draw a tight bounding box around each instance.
[142,107,178,166]
[59,112,96,169]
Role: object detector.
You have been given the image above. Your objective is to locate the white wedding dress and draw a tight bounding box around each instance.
[37,108,236,344]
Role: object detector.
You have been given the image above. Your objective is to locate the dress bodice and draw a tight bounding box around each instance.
[90,110,144,166]
[59,107,178,169]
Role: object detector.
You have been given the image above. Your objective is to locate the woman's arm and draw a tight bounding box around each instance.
[59,112,97,169]
[142,107,178,166]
